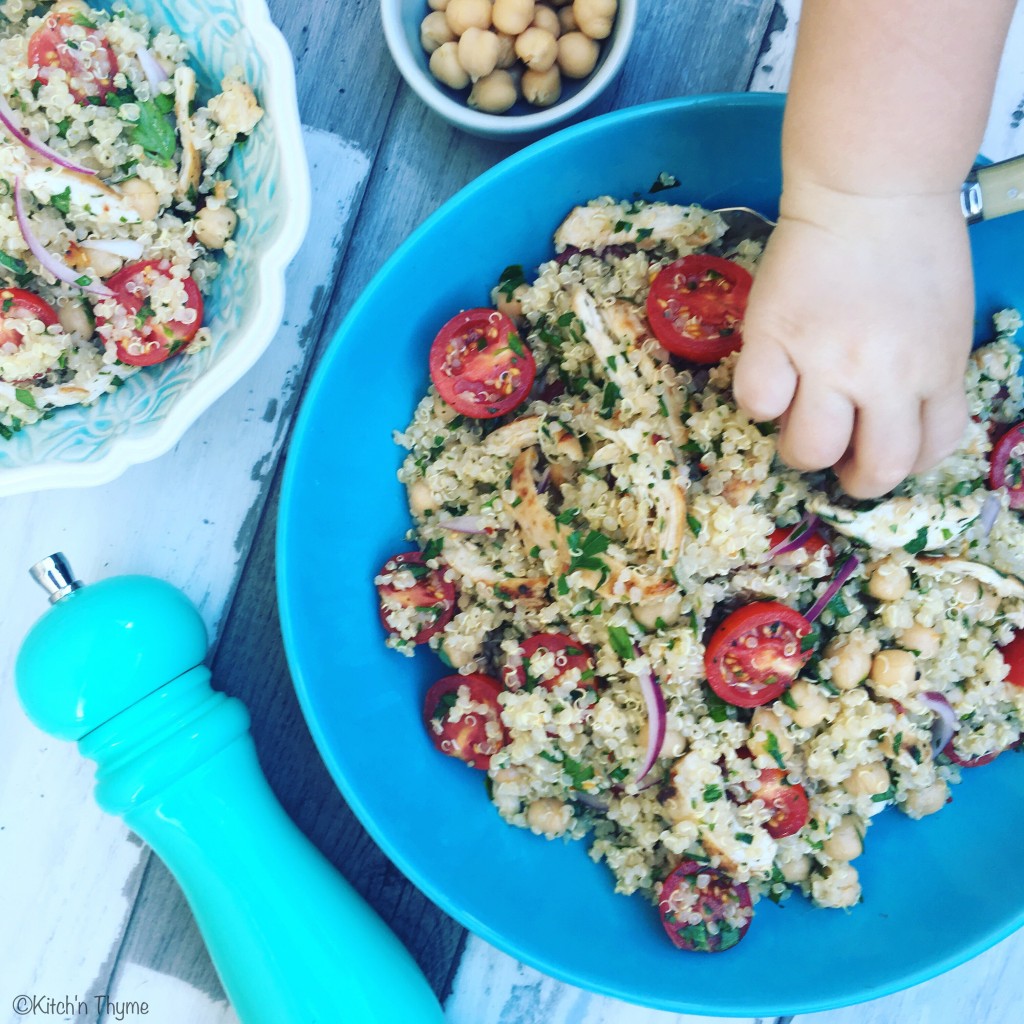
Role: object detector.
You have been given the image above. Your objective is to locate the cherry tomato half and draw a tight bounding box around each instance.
[423,673,507,770]
[99,260,204,367]
[750,768,809,838]
[658,859,753,952]
[504,632,597,692]
[428,308,536,419]
[704,601,814,708]
[990,423,1024,509]
[376,551,456,645]
[28,11,119,103]
[768,525,833,565]
[645,255,752,363]
[0,288,60,383]
[1002,631,1024,688]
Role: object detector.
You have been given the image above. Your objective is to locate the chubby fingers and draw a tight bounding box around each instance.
[913,387,969,475]
[733,336,798,422]
[775,380,855,472]
[835,401,923,498]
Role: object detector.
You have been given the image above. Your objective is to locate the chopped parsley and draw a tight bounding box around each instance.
[497,263,526,301]
[649,171,680,193]
[599,381,621,419]
[50,187,72,215]
[764,730,786,769]
[702,783,722,802]
[14,388,36,409]
[903,526,931,555]
[606,624,635,662]
[130,97,177,165]
[567,529,610,582]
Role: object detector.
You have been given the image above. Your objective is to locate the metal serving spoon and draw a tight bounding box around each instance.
[713,152,1024,248]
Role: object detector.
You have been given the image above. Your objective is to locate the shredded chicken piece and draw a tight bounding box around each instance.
[174,66,201,201]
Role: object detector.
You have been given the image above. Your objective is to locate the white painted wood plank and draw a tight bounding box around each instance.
[0,126,367,1015]
[443,936,760,1024]
[790,927,1024,1024]
[750,0,1024,164]
[97,963,239,1024]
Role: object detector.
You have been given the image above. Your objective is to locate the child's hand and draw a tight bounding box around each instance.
[733,181,974,498]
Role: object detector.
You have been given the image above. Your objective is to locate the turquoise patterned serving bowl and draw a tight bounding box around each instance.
[0,0,309,496]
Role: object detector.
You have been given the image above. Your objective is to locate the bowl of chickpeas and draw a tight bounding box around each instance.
[380,0,636,136]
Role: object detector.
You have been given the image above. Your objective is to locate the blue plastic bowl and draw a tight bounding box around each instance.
[278,93,1024,1016]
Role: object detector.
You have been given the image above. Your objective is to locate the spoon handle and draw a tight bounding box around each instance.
[963,154,1024,222]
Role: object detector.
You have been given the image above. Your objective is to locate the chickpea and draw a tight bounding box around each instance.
[494,32,518,69]
[119,177,161,221]
[532,4,561,37]
[495,281,528,320]
[826,634,873,690]
[80,246,123,278]
[445,0,491,35]
[515,26,558,71]
[812,863,860,908]
[897,622,941,659]
[58,298,93,338]
[747,707,794,765]
[632,593,682,631]
[822,816,863,861]
[429,41,471,89]
[779,854,811,883]
[194,204,238,250]
[407,478,438,517]
[659,785,689,825]
[842,760,891,797]
[428,0,449,9]
[522,63,561,104]
[557,30,599,78]
[468,69,518,113]
[787,680,833,730]
[558,5,578,31]
[526,797,571,837]
[420,11,455,53]
[867,559,911,602]
[458,27,500,80]
[869,648,918,699]
[572,0,617,40]
[902,779,949,819]
[492,0,536,35]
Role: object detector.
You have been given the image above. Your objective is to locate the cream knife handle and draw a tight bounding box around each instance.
[963,155,1024,223]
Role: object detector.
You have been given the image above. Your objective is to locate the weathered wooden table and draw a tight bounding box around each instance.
[5,1,1024,1022]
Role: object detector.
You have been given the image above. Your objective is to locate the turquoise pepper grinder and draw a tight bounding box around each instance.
[15,554,445,1024]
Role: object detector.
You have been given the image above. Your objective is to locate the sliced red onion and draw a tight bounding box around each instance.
[805,555,860,623]
[81,238,144,259]
[536,466,551,494]
[919,690,957,757]
[767,512,821,558]
[979,492,1001,539]
[136,47,169,90]
[633,644,667,784]
[14,178,113,297]
[437,515,488,535]
[0,92,95,176]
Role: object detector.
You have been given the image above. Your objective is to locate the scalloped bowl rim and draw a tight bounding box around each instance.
[0,0,310,498]
[380,0,637,135]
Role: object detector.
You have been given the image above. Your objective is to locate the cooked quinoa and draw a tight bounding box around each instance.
[0,0,262,437]
[382,195,1024,944]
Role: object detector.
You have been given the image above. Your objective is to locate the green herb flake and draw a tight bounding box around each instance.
[764,730,786,769]
[607,625,635,662]
[508,332,526,358]
[130,97,177,165]
[0,251,28,277]
[497,263,526,301]
[702,783,722,802]
[14,387,36,409]
[781,689,798,710]
[686,514,702,537]
[904,526,931,555]
[50,186,72,216]
[734,831,754,845]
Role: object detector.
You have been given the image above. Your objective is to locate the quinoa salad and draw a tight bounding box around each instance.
[0,0,263,438]
[375,193,1024,952]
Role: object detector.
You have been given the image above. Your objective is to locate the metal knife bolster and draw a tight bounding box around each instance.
[961,170,984,225]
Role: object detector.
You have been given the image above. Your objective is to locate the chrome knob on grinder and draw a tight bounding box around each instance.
[15,554,444,1024]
